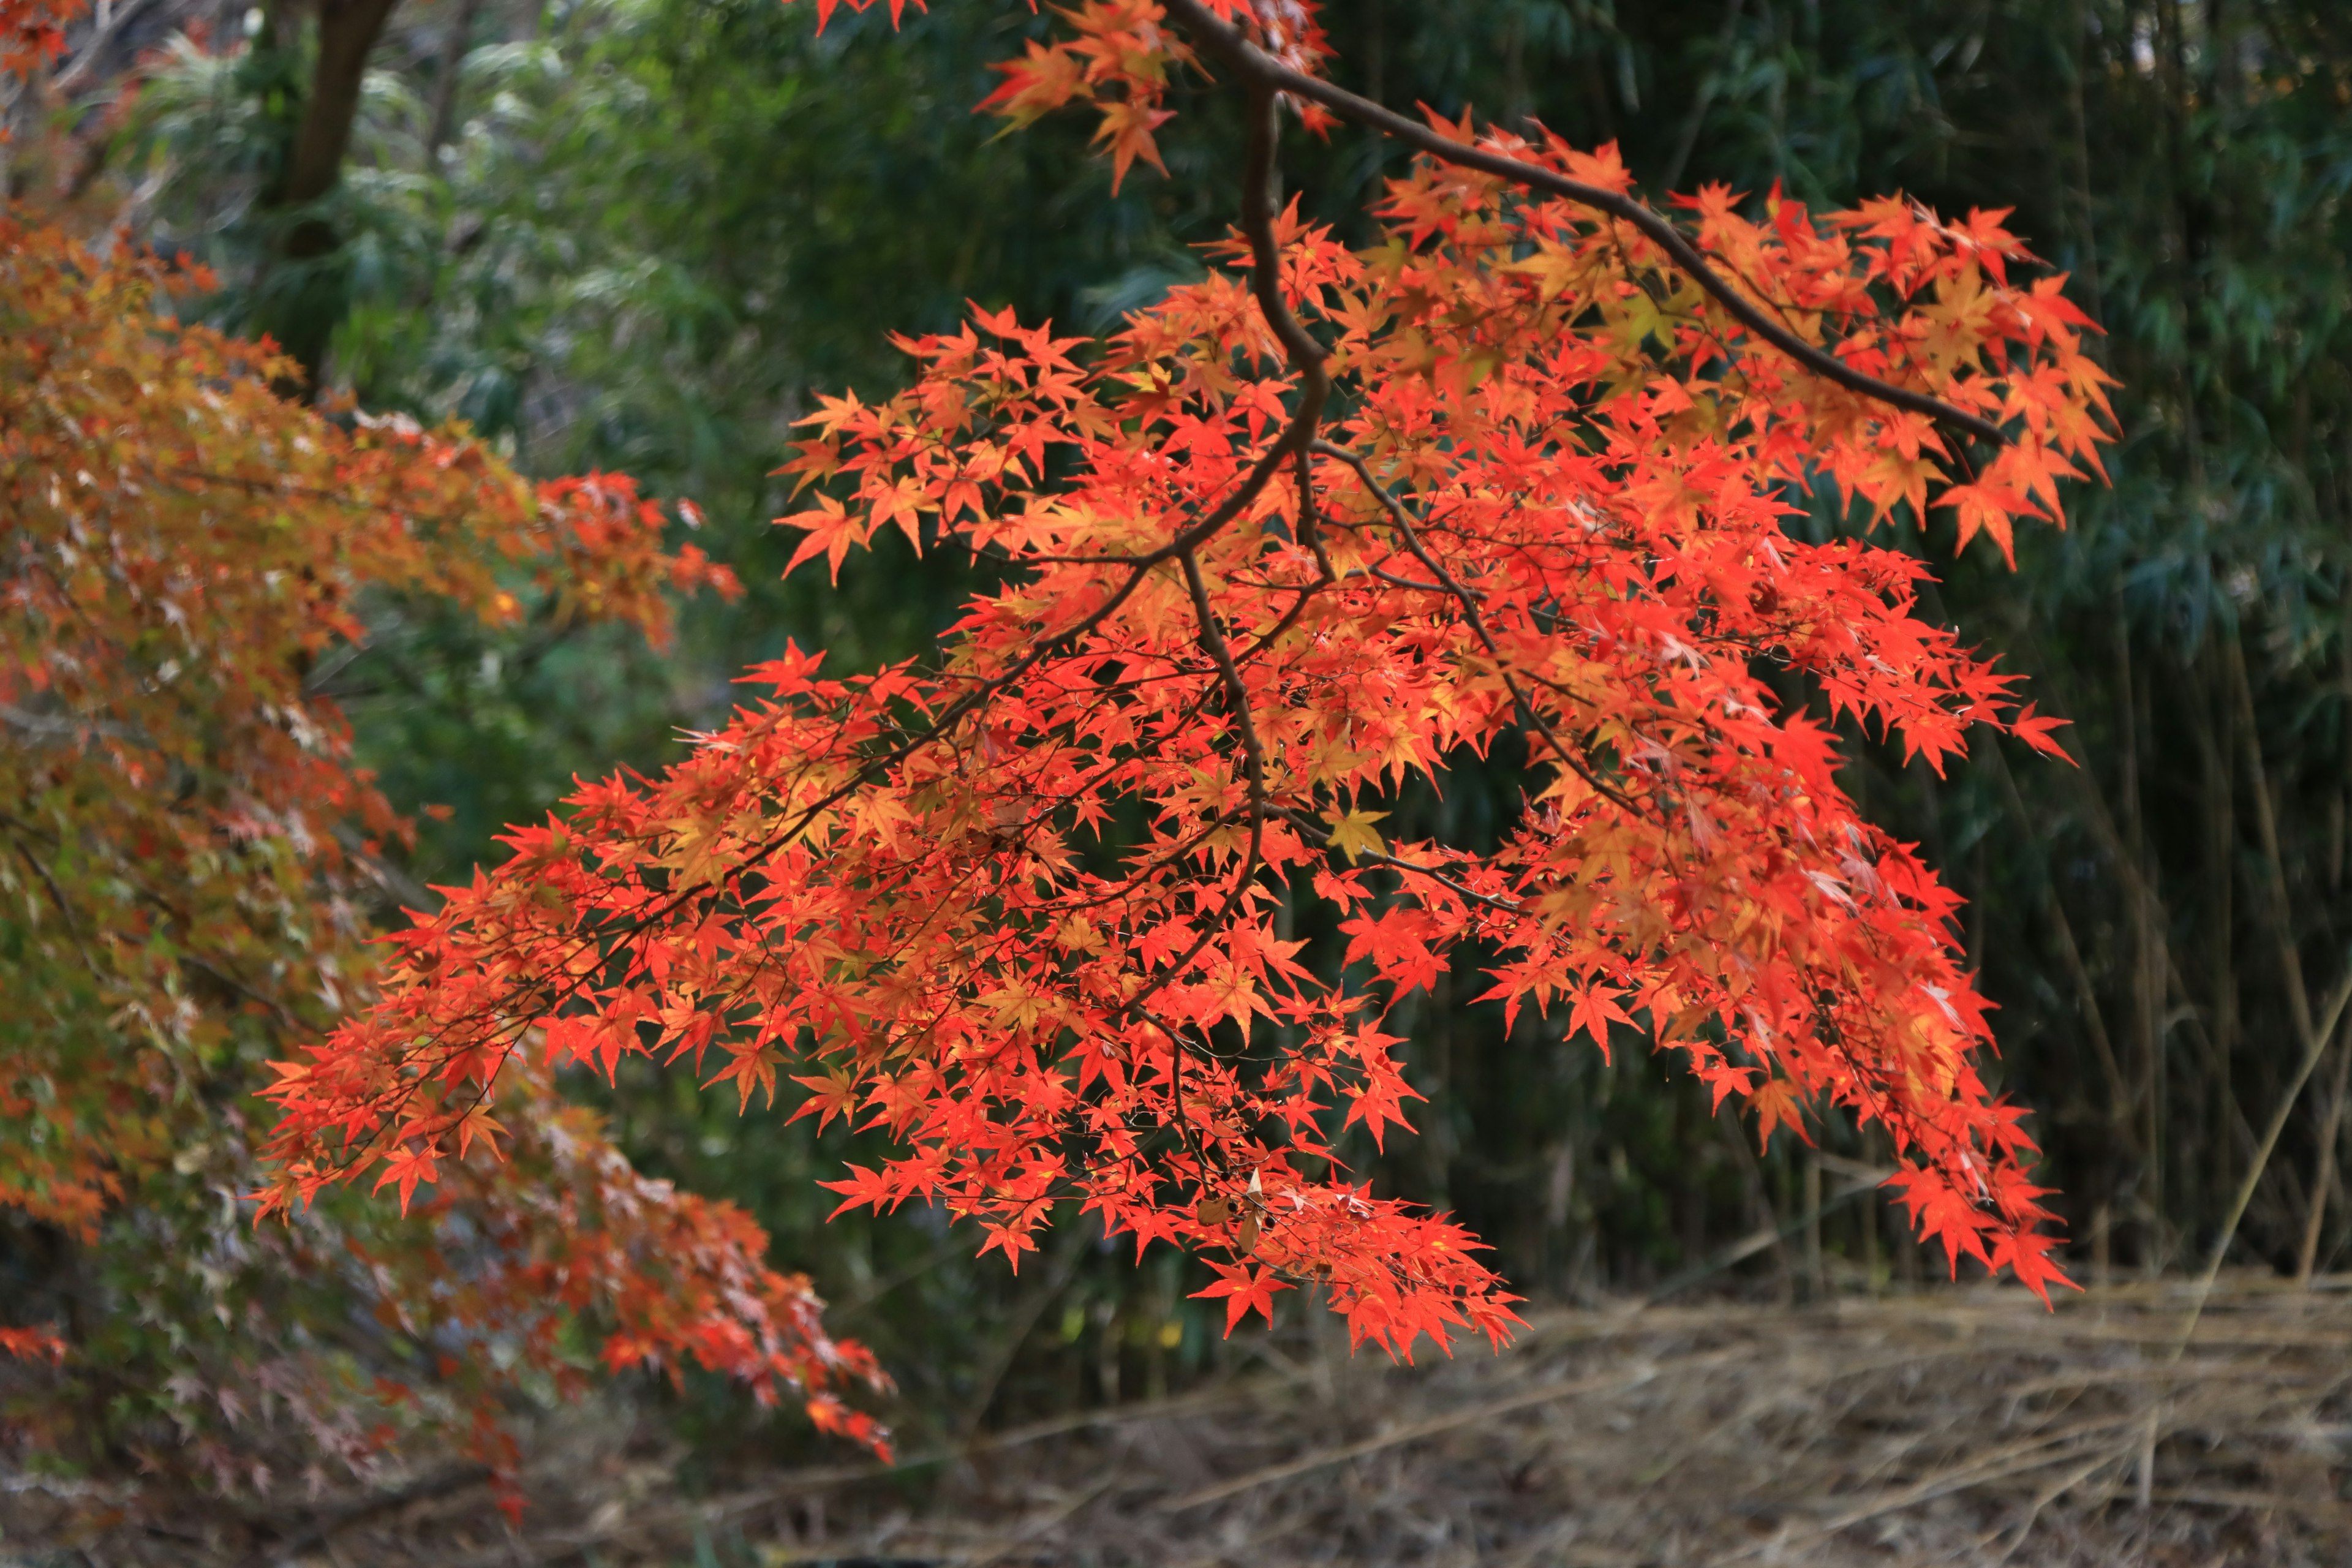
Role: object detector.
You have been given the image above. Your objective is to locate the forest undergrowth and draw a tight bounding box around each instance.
[7,1273,2343,1567]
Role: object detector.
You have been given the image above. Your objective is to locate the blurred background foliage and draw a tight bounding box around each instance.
[8,0,2352,1487]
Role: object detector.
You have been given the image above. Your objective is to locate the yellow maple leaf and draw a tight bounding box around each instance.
[1324,807,1389,864]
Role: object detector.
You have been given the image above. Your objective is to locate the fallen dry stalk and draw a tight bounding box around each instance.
[1156,1348,1751,1513]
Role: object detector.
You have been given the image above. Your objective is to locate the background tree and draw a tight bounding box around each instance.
[0,154,884,1509]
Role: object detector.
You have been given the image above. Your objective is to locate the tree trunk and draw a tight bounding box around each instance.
[425,0,485,160]
[261,0,404,397]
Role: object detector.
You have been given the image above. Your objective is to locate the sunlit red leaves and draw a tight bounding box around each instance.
[1192,1259,1291,1332]
[267,82,2109,1386]
[802,0,1333,183]
[801,0,930,31]
[253,2,2114,1410]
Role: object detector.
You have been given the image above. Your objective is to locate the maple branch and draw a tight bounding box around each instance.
[1359,564,1477,598]
[1133,1005,1224,1180]
[1352,853,1523,919]
[1090,74,1328,1039]
[1234,81,1331,405]
[1180,552,1269,808]
[1163,0,2005,449]
[1313,440,1639,815]
[1227,448,1340,665]
[1291,445,1322,554]
[1031,78,1333,576]
[1266,806,1523,917]
[1111,546,1272,1026]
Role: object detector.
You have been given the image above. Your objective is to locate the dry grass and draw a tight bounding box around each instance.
[9,1273,2349,1567]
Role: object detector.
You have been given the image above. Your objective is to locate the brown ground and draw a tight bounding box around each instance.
[8,1274,2349,1566]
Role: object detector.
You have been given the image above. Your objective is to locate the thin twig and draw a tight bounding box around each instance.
[1163,0,2005,447]
[1157,1348,1746,1512]
[2172,958,2352,1352]
[6,835,102,981]
[1313,439,1637,813]
[1270,805,1522,916]
[1104,75,1315,1042]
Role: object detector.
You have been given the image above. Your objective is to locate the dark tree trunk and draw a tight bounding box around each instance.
[260,0,404,398]
[426,0,486,159]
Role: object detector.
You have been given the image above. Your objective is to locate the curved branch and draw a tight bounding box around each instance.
[1162,0,2005,449]
[1313,440,1639,815]
[1111,78,1320,1030]
[1114,546,1272,1028]
[1272,807,1526,918]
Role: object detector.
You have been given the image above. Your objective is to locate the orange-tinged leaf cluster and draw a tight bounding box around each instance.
[1,0,80,77]
[263,7,2112,1351]
[0,1325,67,1366]
[0,212,880,1474]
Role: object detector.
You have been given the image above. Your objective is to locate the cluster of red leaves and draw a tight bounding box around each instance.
[0,0,78,78]
[0,214,884,1466]
[358,1068,892,1457]
[0,1327,66,1365]
[803,1,1332,186]
[259,1,2114,1362]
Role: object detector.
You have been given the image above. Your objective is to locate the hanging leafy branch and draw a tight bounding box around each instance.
[259,0,2113,1368]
